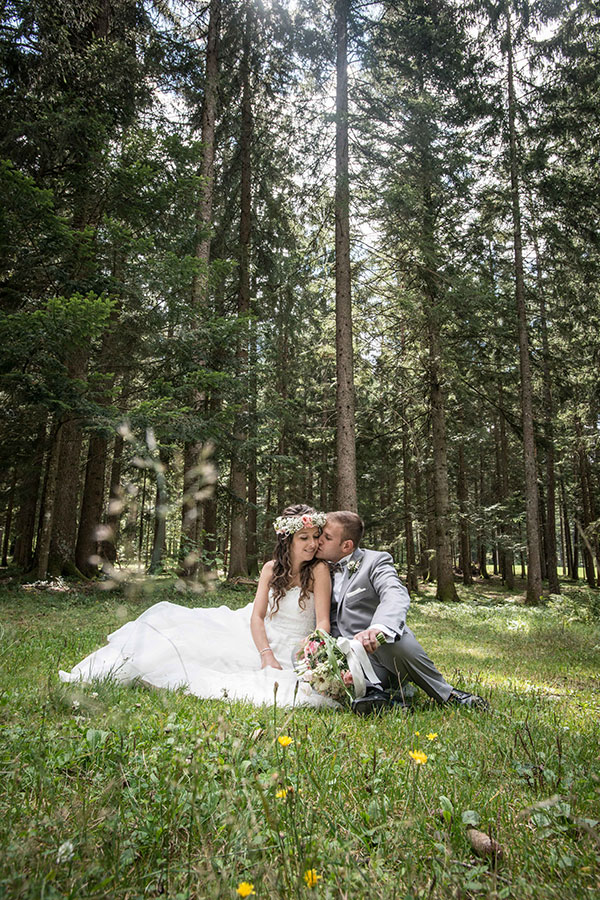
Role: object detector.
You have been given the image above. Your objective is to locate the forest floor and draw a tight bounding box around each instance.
[0,576,599,899]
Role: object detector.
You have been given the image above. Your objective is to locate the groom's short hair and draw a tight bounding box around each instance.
[328,511,364,548]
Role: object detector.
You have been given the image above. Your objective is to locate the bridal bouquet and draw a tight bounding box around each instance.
[295,630,354,704]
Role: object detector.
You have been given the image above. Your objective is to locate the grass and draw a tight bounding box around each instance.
[0,577,599,899]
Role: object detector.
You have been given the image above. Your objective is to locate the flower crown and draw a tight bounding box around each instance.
[273,512,327,536]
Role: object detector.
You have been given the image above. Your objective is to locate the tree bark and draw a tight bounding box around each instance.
[228,7,252,577]
[138,467,147,564]
[246,320,258,574]
[149,448,169,573]
[181,0,221,576]
[457,440,472,585]
[497,386,515,588]
[506,13,543,604]
[426,281,458,601]
[334,0,357,512]
[1,469,16,567]
[561,479,574,578]
[100,433,124,565]
[478,445,490,579]
[75,432,108,577]
[37,425,62,579]
[13,420,47,570]
[402,424,419,594]
[48,350,87,577]
[575,419,596,587]
[531,219,559,592]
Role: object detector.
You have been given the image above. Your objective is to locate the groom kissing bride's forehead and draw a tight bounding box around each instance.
[316,510,489,715]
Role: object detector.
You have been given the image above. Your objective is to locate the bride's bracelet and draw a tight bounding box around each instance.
[259,647,272,655]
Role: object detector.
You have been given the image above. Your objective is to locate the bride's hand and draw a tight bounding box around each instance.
[261,650,283,670]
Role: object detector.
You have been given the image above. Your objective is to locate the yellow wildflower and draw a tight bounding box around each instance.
[414,731,420,736]
[236,883,256,898]
[304,869,322,888]
[277,735,293,748]
[409,750,428,765]
[426,732,438,741]
[275,788,289,799]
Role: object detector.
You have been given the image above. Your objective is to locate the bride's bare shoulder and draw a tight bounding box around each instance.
[260,560,275,578]
[309,560,330,587]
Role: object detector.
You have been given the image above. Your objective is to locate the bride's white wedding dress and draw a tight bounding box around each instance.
[59,587,337,708]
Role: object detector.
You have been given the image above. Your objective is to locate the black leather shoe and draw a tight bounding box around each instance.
[351,687,391,716]
[448,689,490,710]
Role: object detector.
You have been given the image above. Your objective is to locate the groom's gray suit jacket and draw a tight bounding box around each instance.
[330,547,410,640]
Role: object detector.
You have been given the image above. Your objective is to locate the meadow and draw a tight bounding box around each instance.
[1,577,599,899]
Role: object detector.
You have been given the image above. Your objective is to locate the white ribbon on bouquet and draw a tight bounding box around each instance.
[336,635,383,699]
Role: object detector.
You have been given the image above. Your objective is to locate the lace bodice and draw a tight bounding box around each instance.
[265,587,316,667]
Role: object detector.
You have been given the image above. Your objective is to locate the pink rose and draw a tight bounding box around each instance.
[342,670,353,685]
[301,514,311,526]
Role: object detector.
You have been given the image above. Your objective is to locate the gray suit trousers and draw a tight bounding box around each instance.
[370,626,453,703]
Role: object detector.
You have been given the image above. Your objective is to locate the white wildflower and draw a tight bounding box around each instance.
[56,840,74,864]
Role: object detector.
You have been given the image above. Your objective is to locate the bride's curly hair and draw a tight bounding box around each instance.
[269,504,322,615]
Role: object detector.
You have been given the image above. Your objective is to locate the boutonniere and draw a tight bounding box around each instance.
[347,559,361,577]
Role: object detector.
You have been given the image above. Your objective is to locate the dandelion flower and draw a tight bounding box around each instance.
[236,882,256,897]
[409,750,428,765]
[277,735,293,747]
[304,869,322,888]
[426,732,438,741]
[414,731,420,736]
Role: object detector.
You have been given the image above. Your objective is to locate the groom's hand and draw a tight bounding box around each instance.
[354,629,382,654]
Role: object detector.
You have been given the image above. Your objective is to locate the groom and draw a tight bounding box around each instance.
[316,510,489,715]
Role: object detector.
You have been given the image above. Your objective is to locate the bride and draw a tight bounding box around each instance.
[59,505,337,708]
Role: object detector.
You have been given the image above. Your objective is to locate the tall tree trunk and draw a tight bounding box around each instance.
[149,448,169,573]
[572,523,579,580]
[48,351,87,577]
[419,461,436,581]
[402,424,418,594]
[506,13,543,604]
[530,219,559,592]
[37,425,62,579]
[457,440,472,585]
[228,8,252,577]
[202,392,220,569]
[478,444,490,579]
[181,0,221,576]
[246,320,258,574]
[1,469,16,567]
[100,433,124,565]
[138,468,147,565]
[75,432,108,577]
[538,485,548,582]
[575,420,596,587]
[334,0,357,512]
[192,0,220,308]
[561,480,574,579]
[497,385,515,588]
[13,419,47,570]
[426,284,457,601]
